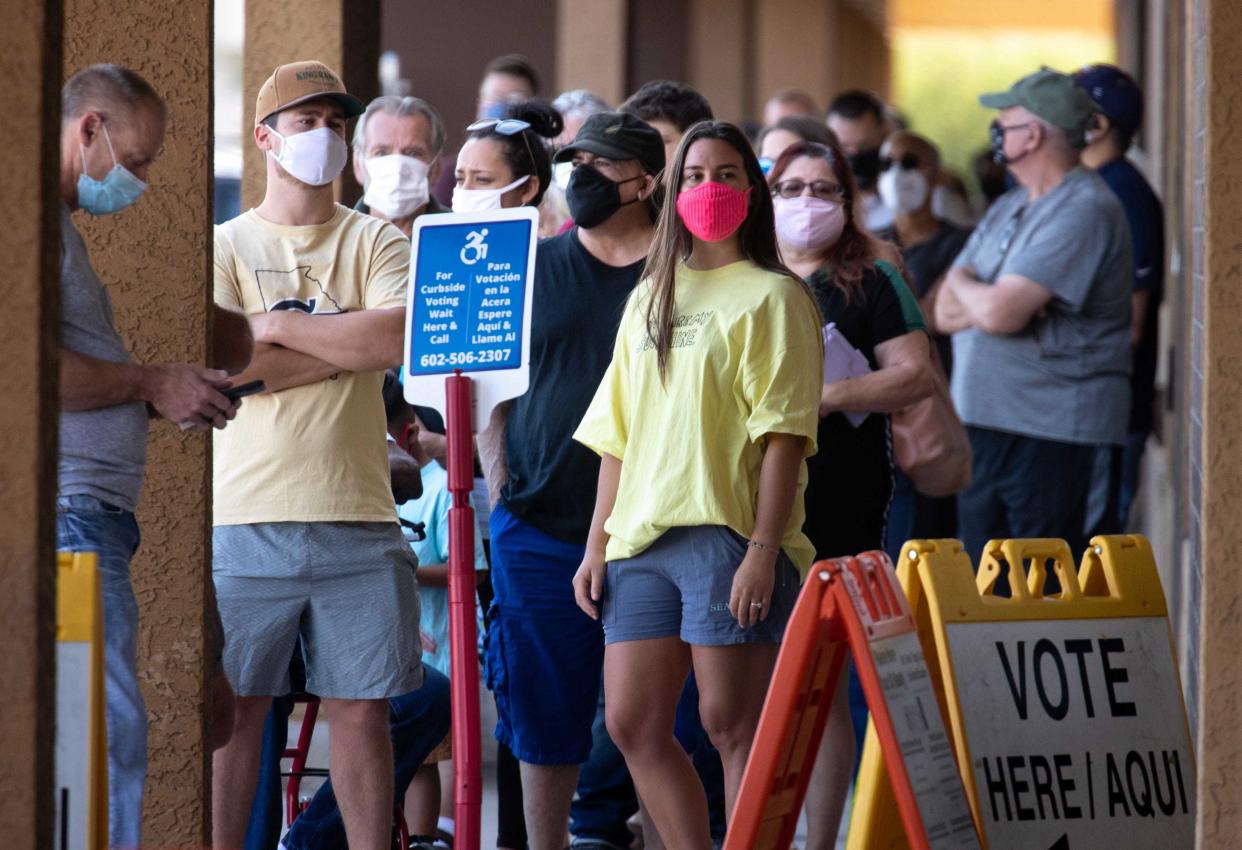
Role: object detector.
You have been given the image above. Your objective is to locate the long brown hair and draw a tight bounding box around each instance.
[642,120,807,381]
[767,140,886,297]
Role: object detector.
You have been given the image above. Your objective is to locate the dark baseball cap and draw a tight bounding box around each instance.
[979,67,1096,134]
[553,111,665,176]
[1073,64,1143,133]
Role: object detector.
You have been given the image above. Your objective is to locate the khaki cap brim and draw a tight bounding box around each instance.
[256,90,365,126]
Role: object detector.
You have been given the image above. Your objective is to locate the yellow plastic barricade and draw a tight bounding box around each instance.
[56,551,107,850]
[849,535,1195,850]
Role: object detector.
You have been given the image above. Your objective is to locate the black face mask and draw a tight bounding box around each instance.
[846,148,882,191]
[565,164,644,229]
[988,120,1010,165]
[989,119,1035,167]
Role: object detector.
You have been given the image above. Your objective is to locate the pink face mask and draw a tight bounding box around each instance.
[773,195,846,251]
[676,182,751,242]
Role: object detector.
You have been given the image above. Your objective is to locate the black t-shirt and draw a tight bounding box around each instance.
[502,228,645,541]
[881,221,972,373]
[802,263,922,559]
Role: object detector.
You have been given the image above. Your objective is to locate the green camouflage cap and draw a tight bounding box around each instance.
[979,67,1096,133]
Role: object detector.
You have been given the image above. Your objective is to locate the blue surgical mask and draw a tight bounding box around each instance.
[77,123,147,216]
[480,101,509,120]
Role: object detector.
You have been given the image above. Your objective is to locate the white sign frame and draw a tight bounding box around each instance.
[403,206,539,432]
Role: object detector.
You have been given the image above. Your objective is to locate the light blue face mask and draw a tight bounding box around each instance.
[77,123,147,216]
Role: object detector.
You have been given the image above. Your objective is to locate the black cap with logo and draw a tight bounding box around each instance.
[554,111,666,176]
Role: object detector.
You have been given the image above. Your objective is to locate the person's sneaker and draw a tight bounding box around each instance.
[408,836,451,850]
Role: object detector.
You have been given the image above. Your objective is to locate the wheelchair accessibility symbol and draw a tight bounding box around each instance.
[460,228,489,265]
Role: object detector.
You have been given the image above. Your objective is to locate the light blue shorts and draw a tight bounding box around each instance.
[213,521,423,700]
[602,525,800,646]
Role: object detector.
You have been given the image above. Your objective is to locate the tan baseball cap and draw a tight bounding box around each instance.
[254,60,365,126]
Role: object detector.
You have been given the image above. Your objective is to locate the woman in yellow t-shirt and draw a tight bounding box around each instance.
[572,121,823,848]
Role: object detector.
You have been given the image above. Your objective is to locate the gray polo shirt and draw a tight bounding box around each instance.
[949,167,1132,447]
[59,205,148,511]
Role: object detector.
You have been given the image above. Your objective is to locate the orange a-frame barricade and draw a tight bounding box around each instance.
[725,552,979,850]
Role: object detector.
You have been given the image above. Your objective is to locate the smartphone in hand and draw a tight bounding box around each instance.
[222,380,265,402]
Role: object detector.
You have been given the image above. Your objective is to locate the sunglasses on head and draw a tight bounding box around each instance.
[467,118,538,176]
[467,118,532,136]
[879,152,923,172]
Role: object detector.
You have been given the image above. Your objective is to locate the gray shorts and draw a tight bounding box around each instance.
[213,521,423,699]
[602,525,800,646]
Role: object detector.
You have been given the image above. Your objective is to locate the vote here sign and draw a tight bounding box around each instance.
[945,616,1194,849]
[403,207,538,431]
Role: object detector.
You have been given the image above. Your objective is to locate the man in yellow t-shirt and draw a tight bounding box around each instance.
[210,61,420,850]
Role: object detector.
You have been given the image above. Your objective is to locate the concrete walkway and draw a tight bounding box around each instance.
[282,674,849,848]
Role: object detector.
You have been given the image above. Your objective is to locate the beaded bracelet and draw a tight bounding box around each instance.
[747,539,779,553]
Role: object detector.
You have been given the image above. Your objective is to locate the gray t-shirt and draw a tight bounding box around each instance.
[950,167,1132,446]
[59,205,148,510]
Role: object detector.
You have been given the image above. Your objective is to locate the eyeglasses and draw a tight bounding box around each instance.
[989,120,1035,149]
[879,152,923,172]
[467,118,537,173]
[772,179,845,202]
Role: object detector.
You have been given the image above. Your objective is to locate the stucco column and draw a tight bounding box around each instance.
[1195,0,1242,845]
[556,0,627,105]
[242,0,381,209]
[0,1,62,846]
[688,0,750,120]
[753,0,842,118]
[62,1,216,843]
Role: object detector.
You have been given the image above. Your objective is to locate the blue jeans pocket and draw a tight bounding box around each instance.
[58,494,126,515]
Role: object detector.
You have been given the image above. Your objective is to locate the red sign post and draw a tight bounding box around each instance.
[405,207,540,850]
[445,371,482,850]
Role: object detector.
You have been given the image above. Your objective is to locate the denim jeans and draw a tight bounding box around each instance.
[958,427,1094,568]
[56,494,145,850]
[244,666,452,850]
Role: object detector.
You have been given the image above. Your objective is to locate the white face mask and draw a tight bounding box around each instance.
[878,167,930,215]
[364,154,431,219]
[552,161,574,192]
[451,175,529,213]
[268,126,349,187]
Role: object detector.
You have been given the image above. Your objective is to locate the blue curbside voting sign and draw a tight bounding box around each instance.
[403,207,538,431]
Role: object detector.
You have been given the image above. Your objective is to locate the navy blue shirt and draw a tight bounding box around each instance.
[1097,157,1165,433]
[502,228,644,541]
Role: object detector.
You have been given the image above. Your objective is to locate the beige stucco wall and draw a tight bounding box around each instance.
[62,1,216,842]
[689,0,890,124]
[557,0,627,106]
[0,1,61,845]
[1195,0,1242,843]
[688,0,750,120]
